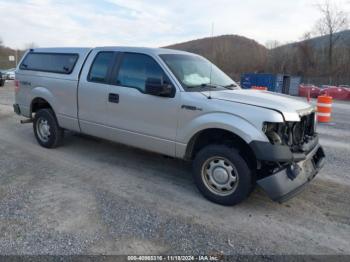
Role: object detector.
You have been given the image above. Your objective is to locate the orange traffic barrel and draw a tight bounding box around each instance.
[252,86,268,91]
[317,95,332,122]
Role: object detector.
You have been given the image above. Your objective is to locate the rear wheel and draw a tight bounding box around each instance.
[33,109,64,148]
[193,144,253,206]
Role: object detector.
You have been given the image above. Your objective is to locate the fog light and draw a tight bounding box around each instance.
[287,164,301,180]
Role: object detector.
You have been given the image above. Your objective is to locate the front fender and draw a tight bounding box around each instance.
[175,112,270,158]
[178,112,269,144]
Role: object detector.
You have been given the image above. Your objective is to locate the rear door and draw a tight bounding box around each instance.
[106,52,180,156]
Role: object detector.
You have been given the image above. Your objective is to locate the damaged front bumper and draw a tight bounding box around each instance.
[251,139,325,202]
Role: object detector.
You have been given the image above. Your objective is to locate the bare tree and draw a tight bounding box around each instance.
[297,32,315,76]
[265,40,293,73]
[265,40,281,50]
[315,0,349,84]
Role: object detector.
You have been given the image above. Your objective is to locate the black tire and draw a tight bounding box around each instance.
[193,144,253,206]
[0,79,4,87]
[33,109,64,148]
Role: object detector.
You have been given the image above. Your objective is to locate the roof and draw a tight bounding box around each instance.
[30,46,195,56]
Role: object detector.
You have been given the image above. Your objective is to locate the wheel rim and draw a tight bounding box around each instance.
[36,118,51,142]
[201,156,239,196]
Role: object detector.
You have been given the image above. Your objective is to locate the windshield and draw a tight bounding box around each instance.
[160,54,239,91]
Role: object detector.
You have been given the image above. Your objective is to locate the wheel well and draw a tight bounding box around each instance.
[31,98,52,116]
[185,128,257,169]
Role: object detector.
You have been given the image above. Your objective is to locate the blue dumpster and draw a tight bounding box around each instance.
[240,73,300,95]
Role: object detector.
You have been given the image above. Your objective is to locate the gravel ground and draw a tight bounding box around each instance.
[0,81,349,255]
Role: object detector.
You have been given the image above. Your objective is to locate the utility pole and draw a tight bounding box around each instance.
[15,49,18,67]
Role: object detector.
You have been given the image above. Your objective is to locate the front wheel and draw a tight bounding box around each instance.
[33,109,64,148]
[193,145,253,206]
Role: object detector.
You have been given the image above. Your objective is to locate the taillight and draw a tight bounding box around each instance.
[14,80,20,93]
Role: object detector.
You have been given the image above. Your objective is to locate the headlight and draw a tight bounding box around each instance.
[262,122,283,145]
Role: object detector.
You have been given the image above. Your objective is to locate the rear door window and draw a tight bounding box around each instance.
[20,53,78,74]
[88,52,115,83]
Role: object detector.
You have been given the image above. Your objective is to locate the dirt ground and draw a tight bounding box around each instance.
[0,81,349,255]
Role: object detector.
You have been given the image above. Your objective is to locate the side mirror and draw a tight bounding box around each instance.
[145,77,173,97]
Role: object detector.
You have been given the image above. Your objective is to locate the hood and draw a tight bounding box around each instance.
[202,89,315,121]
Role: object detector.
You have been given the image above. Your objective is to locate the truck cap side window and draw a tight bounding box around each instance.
[20,52,78,74]
[116,53,171,93]
[88,52,115,83]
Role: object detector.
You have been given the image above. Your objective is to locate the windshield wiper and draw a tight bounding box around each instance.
[190,83,235,90]
[205,83,236,90]
[187,83,218,89]
[200,83,218,88]
[224,84,237,89]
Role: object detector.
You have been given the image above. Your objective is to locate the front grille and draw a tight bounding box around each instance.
[293,113,315,143]
[282,113,316,152]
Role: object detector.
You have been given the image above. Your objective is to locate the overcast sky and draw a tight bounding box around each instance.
[0,0,349,49]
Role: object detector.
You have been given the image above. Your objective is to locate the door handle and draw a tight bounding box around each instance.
[108,93,119,103]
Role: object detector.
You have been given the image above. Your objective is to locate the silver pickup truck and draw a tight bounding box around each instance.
[14,47,325,206]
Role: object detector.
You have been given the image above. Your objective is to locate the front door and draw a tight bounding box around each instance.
[78,50,117,139]
[106,52,180,157]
